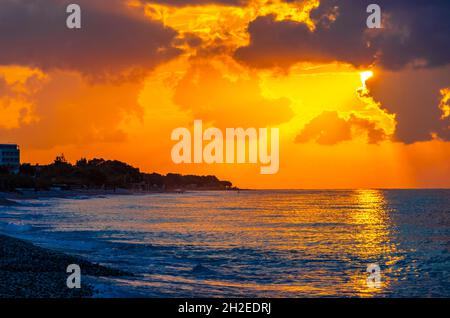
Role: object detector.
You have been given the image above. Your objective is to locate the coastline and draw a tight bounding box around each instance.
[0,234,131,298]
[0,188,242,204]
[0,189,138,202]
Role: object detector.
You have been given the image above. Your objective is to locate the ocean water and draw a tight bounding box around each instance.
[0,189,449,297]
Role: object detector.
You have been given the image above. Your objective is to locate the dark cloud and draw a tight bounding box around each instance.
[295,111,388,145]
[0,0,181,79]
[367,67,450,144]
[235,0,450,70]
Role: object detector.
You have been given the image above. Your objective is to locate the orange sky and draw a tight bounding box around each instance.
[0,0,449,189]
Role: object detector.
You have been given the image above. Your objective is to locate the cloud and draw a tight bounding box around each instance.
[295,111,389,145]
[234,0,450,144]
[0,0,181,79]
[142,0,247,6]
[0,67,46,129]
[0,78,13,98]
[367,66,450,143]
[173,61,294,128]
[235,0,450,70]
[439,88,450,120]
[0,71,143,148]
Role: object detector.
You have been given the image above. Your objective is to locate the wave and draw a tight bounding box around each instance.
[0,198,21,207]
[0,221,34,233]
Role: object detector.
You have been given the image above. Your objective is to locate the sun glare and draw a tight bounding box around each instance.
[360,71,374,88]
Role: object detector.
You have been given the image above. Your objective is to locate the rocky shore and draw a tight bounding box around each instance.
[0,234,131,298]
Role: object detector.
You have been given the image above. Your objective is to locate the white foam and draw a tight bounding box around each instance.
[1,221,33,233]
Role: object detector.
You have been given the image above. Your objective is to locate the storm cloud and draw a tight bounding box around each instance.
[235,0,450,70]
[0,0,181,79]
[367,66,450,144]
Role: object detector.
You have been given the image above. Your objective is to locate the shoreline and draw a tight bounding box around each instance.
[0,188,242,204]
[0,234,131,298]
[0,188,140,201]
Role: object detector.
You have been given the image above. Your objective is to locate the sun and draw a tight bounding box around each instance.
[360,70,374,88]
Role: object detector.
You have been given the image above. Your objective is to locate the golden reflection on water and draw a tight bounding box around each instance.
[254,189,403,297]
[138,190,403,296]
[217,189,402,297]
[351,190,391,257]
[347,189,399,296]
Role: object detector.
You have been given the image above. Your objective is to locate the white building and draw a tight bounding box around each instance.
[0,144,20,174]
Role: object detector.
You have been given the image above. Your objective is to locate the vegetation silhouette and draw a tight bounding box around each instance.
[0,154,234,192]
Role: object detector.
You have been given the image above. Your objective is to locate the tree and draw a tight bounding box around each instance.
[76,158,87,167]
[54,154,68,165]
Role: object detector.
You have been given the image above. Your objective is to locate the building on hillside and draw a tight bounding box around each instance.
[0,144,20,174]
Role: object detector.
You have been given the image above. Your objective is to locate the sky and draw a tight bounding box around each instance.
[0,0,449,189]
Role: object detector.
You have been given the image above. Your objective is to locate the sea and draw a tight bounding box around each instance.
[0,189,449,297]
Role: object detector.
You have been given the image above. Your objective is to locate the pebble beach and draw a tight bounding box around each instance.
[0,234,130,298]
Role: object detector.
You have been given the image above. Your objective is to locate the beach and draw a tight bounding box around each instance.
[0,234,130,298]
